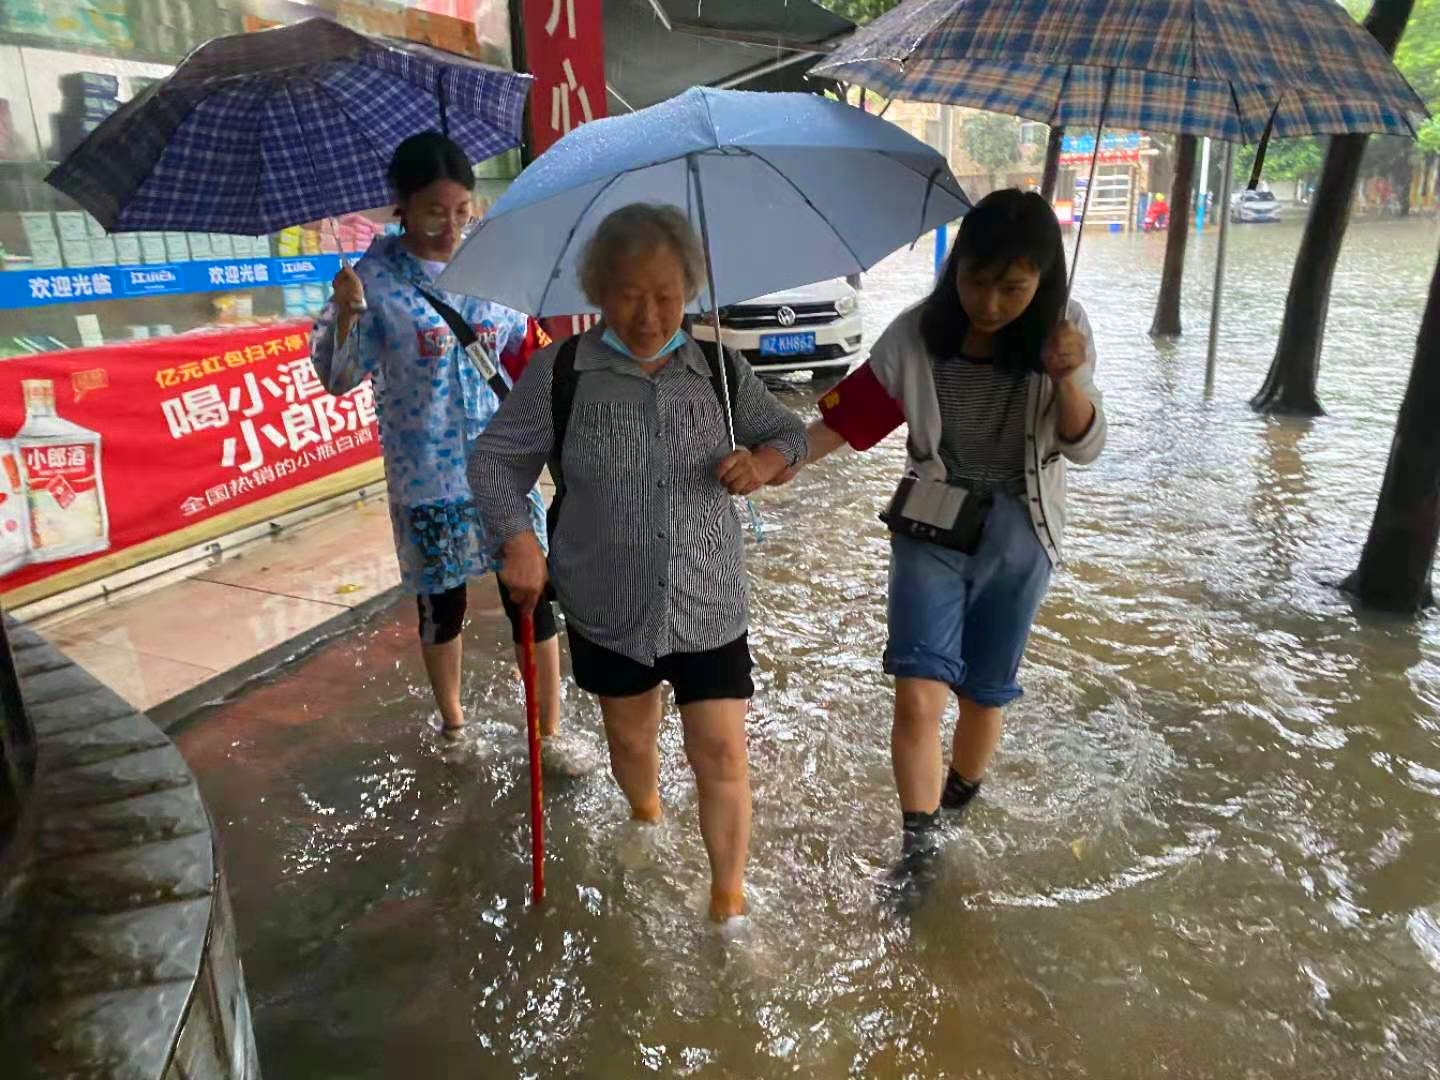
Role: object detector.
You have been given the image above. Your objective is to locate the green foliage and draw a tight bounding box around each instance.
[1394,0,1440,114]
[1418,117,1440,154]
[961,112,1021,178]
[1236,138,1326,182]
[816,0,905,25]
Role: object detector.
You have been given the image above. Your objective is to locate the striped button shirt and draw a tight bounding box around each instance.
[468,329,807,666]
[931,357,1030,492]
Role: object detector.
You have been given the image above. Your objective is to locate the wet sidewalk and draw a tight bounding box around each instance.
[19,473,554,728]
[22,495,406,728]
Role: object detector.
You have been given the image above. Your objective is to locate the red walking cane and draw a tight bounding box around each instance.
[519,612,545,905]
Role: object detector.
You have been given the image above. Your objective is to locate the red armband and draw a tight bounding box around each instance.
[502,318,553,384]
[818,363,905,451]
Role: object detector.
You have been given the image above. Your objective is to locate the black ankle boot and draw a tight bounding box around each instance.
[882,811,943,914]
[940,769,982,815]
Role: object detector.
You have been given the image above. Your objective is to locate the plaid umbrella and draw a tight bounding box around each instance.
[47,18,531,235]
[812,0,1427,143]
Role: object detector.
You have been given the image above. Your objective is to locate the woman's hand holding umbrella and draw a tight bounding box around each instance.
[1042,321,1087,385]
[717,447,789,497]
[1043,322,1096,441]
[331,265,367,343]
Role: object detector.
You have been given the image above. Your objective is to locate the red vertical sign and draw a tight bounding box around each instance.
[522,0,606,156]
[522,0,607,342]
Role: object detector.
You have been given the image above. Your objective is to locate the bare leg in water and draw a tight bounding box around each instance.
[598,690,751,921]
[681,698,751,921]
[949,697,1002,791]
[425,634,562,738]
[892,677,951,813]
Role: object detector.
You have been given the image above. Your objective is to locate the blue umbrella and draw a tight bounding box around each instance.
[46,17,531,235]
[439,87,970,325]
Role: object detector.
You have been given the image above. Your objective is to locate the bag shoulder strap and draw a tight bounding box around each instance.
[545,335,583,538]
[707,346,739,433]
[416,286,512,402]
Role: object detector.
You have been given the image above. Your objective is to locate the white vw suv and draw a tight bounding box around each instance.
[691,278,863,380]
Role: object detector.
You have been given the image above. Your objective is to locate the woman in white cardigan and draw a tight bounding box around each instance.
[778,190,1106,908]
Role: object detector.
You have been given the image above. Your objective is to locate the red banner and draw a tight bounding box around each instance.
[522,0,606,157]
[0,321,379,593]
[523,0,606,343]
[1059,149,1142,167]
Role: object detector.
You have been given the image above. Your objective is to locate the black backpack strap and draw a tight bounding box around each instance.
[702,342,740,441]
[416,287,511,402]
[686,315,741,429]
[545,334,583,541]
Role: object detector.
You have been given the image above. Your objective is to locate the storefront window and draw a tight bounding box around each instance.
[0,0,517,358]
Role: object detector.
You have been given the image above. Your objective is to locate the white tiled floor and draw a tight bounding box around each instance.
[32,499,400,714]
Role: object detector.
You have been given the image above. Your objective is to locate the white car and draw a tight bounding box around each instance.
[1230,189,1283,224]
[692,278,863,379]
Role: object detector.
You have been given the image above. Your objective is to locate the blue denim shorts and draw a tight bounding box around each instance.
[883,491,1052,707]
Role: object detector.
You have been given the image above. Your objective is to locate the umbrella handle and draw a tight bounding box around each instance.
[520,611,545,905]
[331,217,367,314]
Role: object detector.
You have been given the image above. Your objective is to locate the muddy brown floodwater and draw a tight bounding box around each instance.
[178,217,1440,1079]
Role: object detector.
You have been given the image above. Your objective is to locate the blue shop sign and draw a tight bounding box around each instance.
[0,254,358,310]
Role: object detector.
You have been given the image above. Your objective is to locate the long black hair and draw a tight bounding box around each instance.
[387,131,474,202]
[919,189,1066,374]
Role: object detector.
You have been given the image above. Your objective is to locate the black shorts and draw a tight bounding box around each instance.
[567,628,754,707]
[417,580,559,647]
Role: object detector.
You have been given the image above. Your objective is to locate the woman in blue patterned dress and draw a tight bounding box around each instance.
[311,132,564,744]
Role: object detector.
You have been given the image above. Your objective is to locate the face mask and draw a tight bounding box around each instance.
[602,327,688,362]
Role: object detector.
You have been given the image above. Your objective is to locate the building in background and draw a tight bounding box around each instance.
[884,99,1159,229]
[0,1,520,610]
[0,0,853,610]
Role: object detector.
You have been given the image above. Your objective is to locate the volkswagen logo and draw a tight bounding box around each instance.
[776,306,798,327]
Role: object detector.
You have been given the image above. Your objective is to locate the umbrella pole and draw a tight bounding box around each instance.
[1067,69,1116,297]
[520,612,545,905]
[1204,142,1237,397]
[689,155,766,542]
[687,155,737,451]
[329,216,367,313]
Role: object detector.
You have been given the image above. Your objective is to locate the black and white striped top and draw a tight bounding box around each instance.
[931,356,1030,490]
[469,330,807,666]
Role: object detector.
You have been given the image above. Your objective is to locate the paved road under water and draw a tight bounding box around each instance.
[179,217,1440,1079]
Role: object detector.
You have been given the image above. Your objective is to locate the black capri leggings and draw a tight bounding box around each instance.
[417,580,558,647]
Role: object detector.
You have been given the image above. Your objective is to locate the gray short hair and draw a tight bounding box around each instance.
[578,204,707,306]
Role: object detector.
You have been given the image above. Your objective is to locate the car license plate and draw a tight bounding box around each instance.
[759,332,816,356]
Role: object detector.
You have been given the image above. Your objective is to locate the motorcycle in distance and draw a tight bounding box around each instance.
[1141,194,1170,233]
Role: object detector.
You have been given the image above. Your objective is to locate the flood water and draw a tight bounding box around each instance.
[178,217,1440,1079]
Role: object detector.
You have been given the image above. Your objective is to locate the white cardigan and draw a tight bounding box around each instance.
[866,300,1106,566]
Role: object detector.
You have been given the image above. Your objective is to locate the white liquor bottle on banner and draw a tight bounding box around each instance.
[16,378,110,563]
[0,440,32,576]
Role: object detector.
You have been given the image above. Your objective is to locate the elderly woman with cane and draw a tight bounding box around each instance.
[469,203,807,922]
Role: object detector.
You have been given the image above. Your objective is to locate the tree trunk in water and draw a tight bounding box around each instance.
[1396,149,1414,217]
[1149,135,1197,339]
[1249,135,1367,415]
[1343,243,1440,613]
[1250,0,1415,416]
[1041,126,1064,202]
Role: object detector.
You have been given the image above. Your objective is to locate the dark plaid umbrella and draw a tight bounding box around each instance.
[813,0,1429,389]
[46,17,531,235]
[813,0,1427,143]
